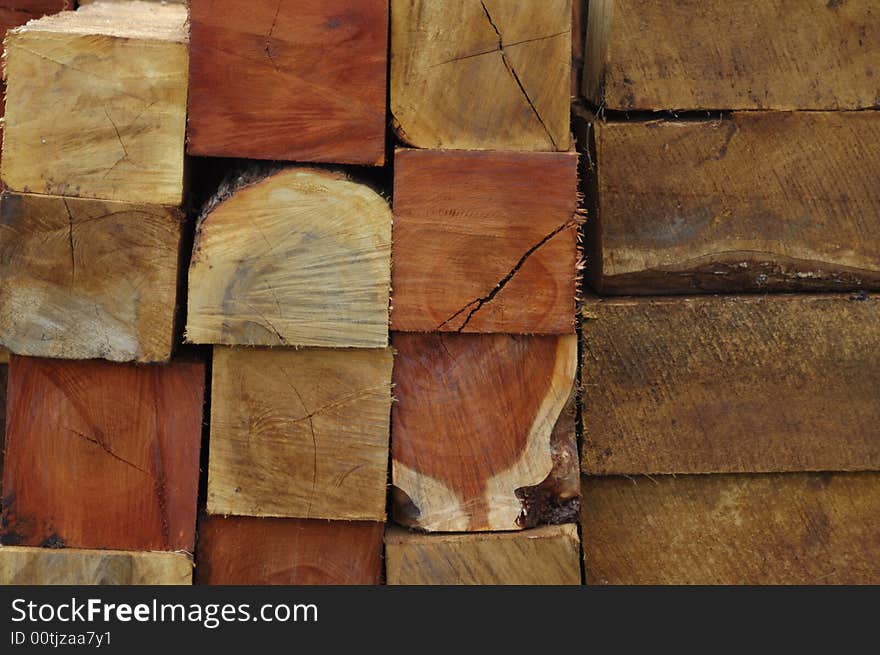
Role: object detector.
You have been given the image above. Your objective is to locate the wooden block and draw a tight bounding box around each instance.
[391,0,571,151]
[386,524,581,585]
[1,2,188,204]
[392,333,578,532]
[187,168,392,348]
[582,472,880,585]
[0,546,192,585]
[391,149,579,334]
[187,0,387,164]
[581,111,880,294]
[196,516,383,585]
[207,346,392,521]
[581,293,880,475]
[584,0,879,111]
[1,356,205,551]
[0,192,184,362]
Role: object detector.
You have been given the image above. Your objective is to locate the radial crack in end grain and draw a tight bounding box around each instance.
[391,333,579,532]
[0,192,184,362]
[391,149,580,334]
[187,0,387,165]
[578,110,880,294]
[1,356,205,552]
[385,524,581,585]
[186,167,392,348]
[391,0,572,151]
[0,1,189,204]
[196,516,383,585]
[584,0,880,111]
[581,293,880,475]
[0,546,192,585]
[207,346,392,521]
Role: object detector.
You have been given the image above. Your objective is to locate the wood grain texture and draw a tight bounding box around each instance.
[207,346,392,521]
[0,192,184,362]
[582,111,880,294]
[0,546,192,585]
[1,2,188,204]
[391,0,571,151]
[0,363,6,476]
[187,168,392,348]
[582,473,880,585]
[584,0,880,111]
[391,333,578,532]
[0,2,70,36]
[581,293,880,475]
[391,148,579,334]
[196,516,383,585]
[386,524,581,585]
[1,356,205,551]
[187,0,387,164]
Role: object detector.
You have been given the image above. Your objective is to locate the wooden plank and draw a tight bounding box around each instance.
[196,516,383,585]
[390,0,571,151]
[207,346,392,521]
[1,356,205,551]
[1,2,188,204]
[580,111,880,294]
[584,0,880,111]
[0,192,184,362]
[582,472,880,585]
[386,524,581,585]
[391,333,579,532]
[187,0,387,165]
[391,148,579,334]
[581,293,880,475]
[0,546,192,585]
[186,167,392,348]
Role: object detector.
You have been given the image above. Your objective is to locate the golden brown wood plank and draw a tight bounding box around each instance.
[391,148,579,334]
[391,0,571,151]
[1,2,188,204]
[186,168,392,348]
[207,346,392,521]
[196,516,383,585]
[392,333,579,532]
[1,356,205,551]
[581,111,880,294]
[386,524,581,585]
[584,0,879,111]
[581,293,880,475]
[187,0,387,164]
[0,192,184,362]
[582,473,880,585]
[0,546,192,585]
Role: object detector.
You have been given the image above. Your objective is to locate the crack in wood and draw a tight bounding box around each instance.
[61,198,76,284]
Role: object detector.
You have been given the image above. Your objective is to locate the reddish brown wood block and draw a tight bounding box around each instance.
[391,149,579,334]
[1,356,205,551]
[187,0,388,165]
[195,515,383,585]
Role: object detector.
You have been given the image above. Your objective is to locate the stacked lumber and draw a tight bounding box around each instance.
[577,0,880,584]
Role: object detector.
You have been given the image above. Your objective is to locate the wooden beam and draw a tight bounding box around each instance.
[0,192,184,362]
[0,546,192,585]
[187,0,387,164]
[581,293,880,475]
[582,473,880,585]
[386,524,581,585]
[1,356,205,551]
[390,0,571,151]
[579,110,880,294]
[186,168,392,348]
[207,346,392,521]
[391,148,579,334]
[391,333,579,532]
[1,1,188,204]
[196,516,383,585]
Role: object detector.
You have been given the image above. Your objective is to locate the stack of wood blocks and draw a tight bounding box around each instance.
[576,0,880,584]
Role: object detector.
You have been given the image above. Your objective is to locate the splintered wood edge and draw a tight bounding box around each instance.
[385,523,579,546]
